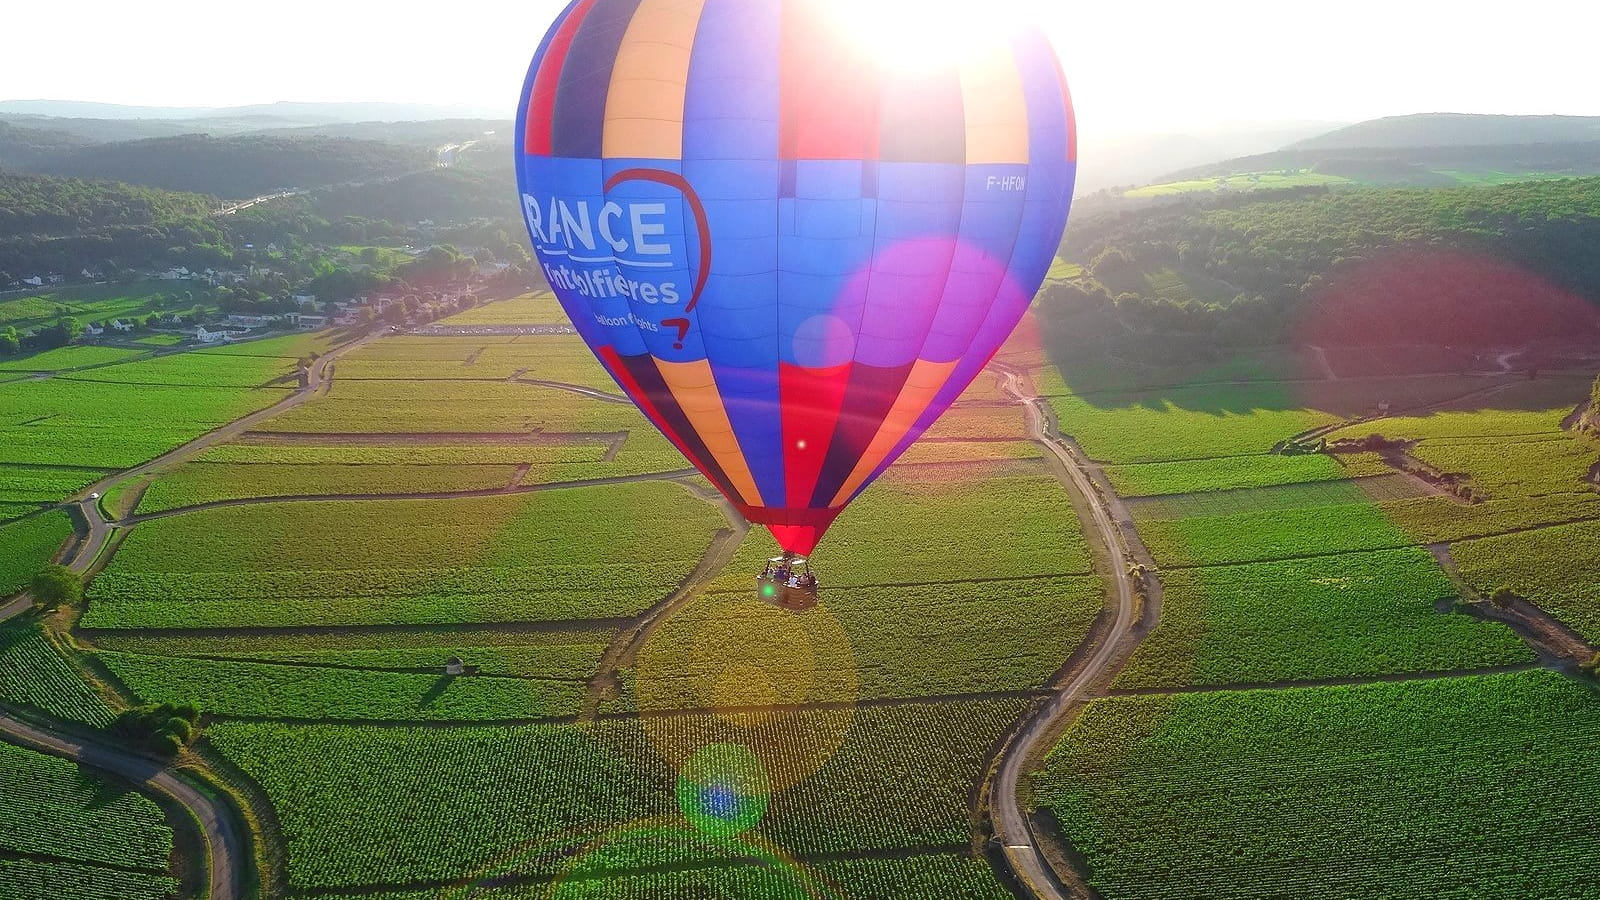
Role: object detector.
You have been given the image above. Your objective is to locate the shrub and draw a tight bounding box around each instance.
[110,702,201,757]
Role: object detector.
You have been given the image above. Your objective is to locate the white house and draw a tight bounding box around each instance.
[111,320,135,333]
[296,315,328,331]
[21,276,43,287]
[83,323,104,337]
[195,325,234,344]
[159,267,192,281]
[227,314,276,328]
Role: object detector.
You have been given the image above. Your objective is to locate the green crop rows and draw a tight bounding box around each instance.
[1140,500,1417,567]
[0,511,72,596]
[0,345,147,373]
[1034,671,1600,900]
[0,742,176,872]
[1411,437,1599,497]
[1104,452,1350,496]
[641,577,1103,708]
[1454,519,1600,642]
[135,461,521,513]
[1127,474,1430,521]
[207,699,1027,890]
[1112,548,1531,689]
[261,378,642,434]
[0,365,294,469]
[86,485,724,629]
[0,620,112,726]
[312,852,1009,899]
[0,464,110,503]
[711,471,1094,594]
[0,858,178,900]
[102,651,589,721]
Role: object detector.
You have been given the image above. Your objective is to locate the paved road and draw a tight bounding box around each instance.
[0,711,245,898]
[0,596,29,623]
[989,364,1142,900]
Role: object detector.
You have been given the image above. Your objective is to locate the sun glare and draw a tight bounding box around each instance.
[815,0,1046,72]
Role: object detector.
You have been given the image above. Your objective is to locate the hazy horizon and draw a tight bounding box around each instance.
[8,0,1599,140]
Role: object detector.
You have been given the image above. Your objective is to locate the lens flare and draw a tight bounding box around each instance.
[545,819,845,900]
[635,592,860,794]
[676,743,771,837]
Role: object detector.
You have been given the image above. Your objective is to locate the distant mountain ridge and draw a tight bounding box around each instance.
[0,99,505,122]
[1291,113,1600,151]
[1147,114,1600,188]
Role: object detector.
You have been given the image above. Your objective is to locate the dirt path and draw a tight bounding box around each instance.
[1427,543,1596,666]
[508,375,632,405]
[35,333,380,579]
[0,711,244,899]
[986,363,1152,900]
[580,481,750,721]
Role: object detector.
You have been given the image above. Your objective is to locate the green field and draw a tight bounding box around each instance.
[0,345,147,372]
[86,485,725,629]
[1112,548,1531,689]
[0,619,113,725]
[134,460,522,513]
[9,301,1596,900]
[1125,170,1353,198]
[207,699,1027,891]
[1454,519,1600,643]
[1035,671,1600,900]
[439,292,568,326]
[0,281,200,332]
[0,511,73,596]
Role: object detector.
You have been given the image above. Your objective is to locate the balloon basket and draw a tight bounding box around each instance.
[756,556,819,612]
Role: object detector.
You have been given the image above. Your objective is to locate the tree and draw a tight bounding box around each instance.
[28,317,81,351]
[30,564,83,608]
[0,326,19,356]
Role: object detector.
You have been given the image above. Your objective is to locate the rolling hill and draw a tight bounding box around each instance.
[1293,113,1600,150]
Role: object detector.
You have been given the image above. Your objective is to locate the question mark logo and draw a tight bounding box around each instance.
[663,317,691,350]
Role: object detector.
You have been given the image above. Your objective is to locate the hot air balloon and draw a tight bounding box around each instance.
[515,0,1076,592]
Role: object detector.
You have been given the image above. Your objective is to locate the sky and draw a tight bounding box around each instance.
[6,0,1597,137]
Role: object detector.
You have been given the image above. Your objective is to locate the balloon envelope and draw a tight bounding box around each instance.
[515,0,1076,555]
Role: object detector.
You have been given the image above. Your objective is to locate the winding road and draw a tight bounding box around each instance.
[0,332,382,900]
[988,364,1145,900]
[0,712,244,900]
[52,332,381,574]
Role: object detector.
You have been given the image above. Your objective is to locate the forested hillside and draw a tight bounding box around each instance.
[0,173,224,277]
[1046,178,1600,360]
[0,121,92,170]
[27,134,430,199]
[1165,142,1600,187]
